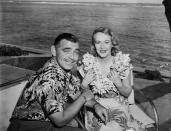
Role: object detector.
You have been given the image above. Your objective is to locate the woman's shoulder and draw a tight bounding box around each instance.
[112,51,133,72]
[115,51,130,56]
[113,51,131,62]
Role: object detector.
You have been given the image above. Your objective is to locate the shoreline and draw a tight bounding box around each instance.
[0,1,162,7]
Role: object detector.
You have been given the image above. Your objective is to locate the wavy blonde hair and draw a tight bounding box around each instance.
[91,27,119,56]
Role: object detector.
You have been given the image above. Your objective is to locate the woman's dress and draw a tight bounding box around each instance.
[79,52,145,131]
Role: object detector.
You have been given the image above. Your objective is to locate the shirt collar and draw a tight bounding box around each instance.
[51,57,72,79]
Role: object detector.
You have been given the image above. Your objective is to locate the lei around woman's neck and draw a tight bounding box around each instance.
[80,52,132,95]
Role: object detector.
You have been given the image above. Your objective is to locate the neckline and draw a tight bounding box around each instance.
[51,57,71,78]
[95,56,114,68]
[96,55,114,65]
[94,56,114,77]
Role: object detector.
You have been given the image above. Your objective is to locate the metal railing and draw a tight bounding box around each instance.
[134,89,159,131]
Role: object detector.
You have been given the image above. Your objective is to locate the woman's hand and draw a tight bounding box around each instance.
[81,69,96,89]
[108,68,132,97]
[107,68,122,88]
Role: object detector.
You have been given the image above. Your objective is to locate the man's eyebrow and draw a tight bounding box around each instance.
[62,48,80,52]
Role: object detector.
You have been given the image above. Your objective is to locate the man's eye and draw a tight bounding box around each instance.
[63,49,71,52]
[74,50,80,55]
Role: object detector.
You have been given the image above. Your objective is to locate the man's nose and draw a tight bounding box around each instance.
[70,53,77,61]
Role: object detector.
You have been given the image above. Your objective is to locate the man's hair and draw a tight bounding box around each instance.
[54,33,79,46]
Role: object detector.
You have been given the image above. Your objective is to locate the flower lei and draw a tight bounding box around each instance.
[81,52,132,95]
[112,51,132,79]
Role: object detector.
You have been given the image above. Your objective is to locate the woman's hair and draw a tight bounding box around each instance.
[54,33,79,47]
[91,27,119,56]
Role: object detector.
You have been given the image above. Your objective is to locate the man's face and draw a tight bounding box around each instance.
[55,39,80,71]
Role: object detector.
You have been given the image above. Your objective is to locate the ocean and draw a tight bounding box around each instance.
[0,1,171,71]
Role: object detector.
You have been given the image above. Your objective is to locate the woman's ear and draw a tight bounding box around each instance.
[51,45,56,56]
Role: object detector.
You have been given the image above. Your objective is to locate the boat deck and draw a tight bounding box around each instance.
[0,63,170,131]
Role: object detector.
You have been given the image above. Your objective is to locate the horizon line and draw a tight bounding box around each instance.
[1,0,162,5]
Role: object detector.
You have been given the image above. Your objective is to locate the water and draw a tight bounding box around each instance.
[0,1,171,71]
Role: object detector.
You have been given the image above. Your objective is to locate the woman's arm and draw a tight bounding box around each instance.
[118,71,132,97]
[108,68,132,97]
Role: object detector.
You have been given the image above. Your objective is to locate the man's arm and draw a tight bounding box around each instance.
[49,95,85,127]
[77,68,108,124]
[49,90,93,127]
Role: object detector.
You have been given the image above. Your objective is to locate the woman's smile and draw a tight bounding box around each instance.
[99,49,107,53]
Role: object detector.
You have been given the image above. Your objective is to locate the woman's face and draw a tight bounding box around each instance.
[93,32,113,59]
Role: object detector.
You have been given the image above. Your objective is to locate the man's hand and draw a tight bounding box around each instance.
[81,89,94,103]
[94,103,108,125]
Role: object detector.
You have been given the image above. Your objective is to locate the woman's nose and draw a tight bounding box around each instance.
[100,43,104,48]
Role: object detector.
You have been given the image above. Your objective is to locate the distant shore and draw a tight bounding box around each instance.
[0,0,162,7]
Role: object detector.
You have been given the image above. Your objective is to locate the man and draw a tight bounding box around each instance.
[7,33,107,131]
[163,0,171,32]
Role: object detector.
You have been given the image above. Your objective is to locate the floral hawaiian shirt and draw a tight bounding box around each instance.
[11,57,81,123]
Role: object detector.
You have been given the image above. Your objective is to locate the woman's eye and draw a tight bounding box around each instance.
[95,41,100,45]
[105,41,110,44]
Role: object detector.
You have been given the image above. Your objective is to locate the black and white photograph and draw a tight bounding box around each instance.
[0,0,171,131]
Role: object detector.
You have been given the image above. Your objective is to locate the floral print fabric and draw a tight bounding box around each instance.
[79,52,145,131]
[11,57,81,122]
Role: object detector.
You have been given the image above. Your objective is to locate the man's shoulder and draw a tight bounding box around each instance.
[42,57,55,68]
[41,57,59,72]
[31,57,59,80]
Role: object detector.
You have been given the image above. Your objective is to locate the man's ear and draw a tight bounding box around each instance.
[51,45,56,56]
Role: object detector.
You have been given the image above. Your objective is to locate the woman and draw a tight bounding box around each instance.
[78,27,145,131]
